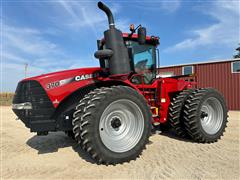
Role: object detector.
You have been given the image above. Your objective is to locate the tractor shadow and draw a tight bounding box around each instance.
[26,132,95,164]
[26,129,193,164]
[153,126,194,143]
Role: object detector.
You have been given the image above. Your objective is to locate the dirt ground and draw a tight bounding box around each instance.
[1,106,239,179]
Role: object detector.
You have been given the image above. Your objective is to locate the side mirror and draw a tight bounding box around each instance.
[138,27,146,45]
[94,49,113,59]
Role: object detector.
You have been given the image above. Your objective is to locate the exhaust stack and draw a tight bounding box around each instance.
[98,2,115,29]
[97,1,131,75]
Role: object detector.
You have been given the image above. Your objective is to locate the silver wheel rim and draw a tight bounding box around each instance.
[99,99,144,153]
[200,97,223,135]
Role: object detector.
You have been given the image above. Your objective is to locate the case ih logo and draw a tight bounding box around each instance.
[46,73,99,90]
[75,73,99,81]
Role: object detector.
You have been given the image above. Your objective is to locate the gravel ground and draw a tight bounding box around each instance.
[1,106,239,179]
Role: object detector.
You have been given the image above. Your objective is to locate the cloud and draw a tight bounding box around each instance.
[2,62,46,92]
[3,25,61,57]
[2,23,94,72]
[131,0,181,13]
[2,23,77,91]
[2,22,100,87]
[160,0,181,13]
[58,1,79,19]
[56,1,124,36]
[58,1,104,28]
[3,52,27,64]
[164,0,239,52]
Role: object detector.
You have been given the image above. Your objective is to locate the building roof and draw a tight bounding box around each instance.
[160,58,240,68]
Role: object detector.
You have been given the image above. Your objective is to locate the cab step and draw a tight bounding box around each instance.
[143,91,155,94]
[149,99,156,102]
[152,114,159,118]
[151,106,156,110]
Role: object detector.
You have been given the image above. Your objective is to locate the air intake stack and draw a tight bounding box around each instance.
[96,1,131,75]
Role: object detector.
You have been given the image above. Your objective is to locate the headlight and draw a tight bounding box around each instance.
[12,102,32,110]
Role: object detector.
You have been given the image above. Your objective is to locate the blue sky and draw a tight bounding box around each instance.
[1,0,240,92]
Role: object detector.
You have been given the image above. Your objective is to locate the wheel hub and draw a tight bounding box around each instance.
[201,111,208,119]
[111,117,122,129]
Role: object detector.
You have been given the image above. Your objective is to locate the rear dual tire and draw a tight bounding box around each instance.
[183,88,228,143]
[169,88,228,143]
[168,89,194,137]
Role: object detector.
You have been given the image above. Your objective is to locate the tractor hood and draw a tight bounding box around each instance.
[19,67,102,107]
[23,67,102,83]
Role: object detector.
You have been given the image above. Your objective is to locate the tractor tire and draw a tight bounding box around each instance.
[183,88,228,143]
[168,89,194,137]
[72,89,101,143]
[73,86,152,164]
[65,131,75,139]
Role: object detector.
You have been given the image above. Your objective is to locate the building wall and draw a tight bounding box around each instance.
[159,61,240,110]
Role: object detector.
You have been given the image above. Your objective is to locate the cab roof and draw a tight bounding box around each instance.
[122,33,159,45]
[100,33,160,46]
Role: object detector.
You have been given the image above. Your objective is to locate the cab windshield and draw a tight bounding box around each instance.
[125,40,156,84]
[98,39,157,84]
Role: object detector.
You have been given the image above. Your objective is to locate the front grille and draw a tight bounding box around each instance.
[13,80,55,126]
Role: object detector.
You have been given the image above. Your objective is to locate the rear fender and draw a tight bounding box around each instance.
[159,78,195,123]
[55,79,138,115]
[53,80,137,131]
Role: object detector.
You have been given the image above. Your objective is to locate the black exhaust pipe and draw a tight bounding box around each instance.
[97,1,131,75]
[98,2,115,29]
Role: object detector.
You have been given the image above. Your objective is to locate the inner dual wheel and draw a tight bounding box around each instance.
[72,86,152,164]
[169,88,228,143]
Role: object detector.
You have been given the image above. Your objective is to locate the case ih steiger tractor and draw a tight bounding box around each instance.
[12,2,228,164]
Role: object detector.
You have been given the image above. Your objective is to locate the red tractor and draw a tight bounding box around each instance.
[12,2,228,164]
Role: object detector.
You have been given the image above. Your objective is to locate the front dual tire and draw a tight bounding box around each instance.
[72,86,152,164]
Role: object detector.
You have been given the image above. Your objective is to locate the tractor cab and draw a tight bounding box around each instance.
[97,30,160,84]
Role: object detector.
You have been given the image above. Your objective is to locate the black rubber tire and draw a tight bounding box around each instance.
[183,88,228,143]
[72,86,152,164]
[72,89,101,144]
[168,89,194,137]
[65,131,75,139]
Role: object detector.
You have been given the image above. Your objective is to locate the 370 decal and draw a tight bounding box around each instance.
[46,81,60,89]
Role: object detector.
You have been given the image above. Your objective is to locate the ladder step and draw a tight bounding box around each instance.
[144,91,155,94]
[149,99,155,102]
[152,114,159,118]
[153,122,161,126]
[150,106,156,110]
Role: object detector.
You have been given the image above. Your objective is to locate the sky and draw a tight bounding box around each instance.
[1,0,240,92]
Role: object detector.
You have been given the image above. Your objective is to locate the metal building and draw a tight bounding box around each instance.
[159,58,240,110]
